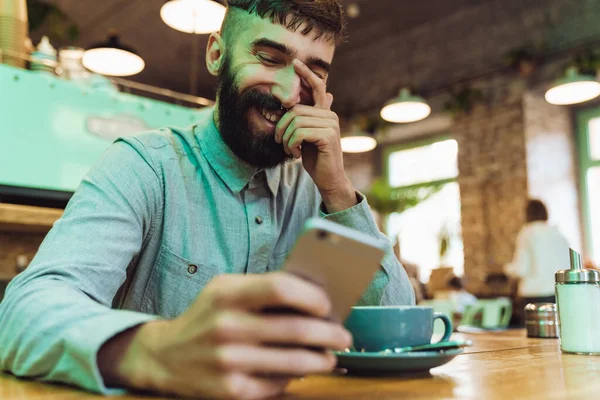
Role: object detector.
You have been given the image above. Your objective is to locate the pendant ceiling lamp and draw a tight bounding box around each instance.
[380,88,431,123]
[341,125,377,153]
[160,0,226,34]
[160,0,226,95]
[545,67,600,106]
[82,31,144,76]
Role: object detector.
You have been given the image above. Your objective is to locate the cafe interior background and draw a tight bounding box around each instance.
[1,0,599,327]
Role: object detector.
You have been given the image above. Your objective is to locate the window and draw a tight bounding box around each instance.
[385,138,463,283]
[589,117,600,161]
[587,168,600,260]
[577,109,600,265]
[388,139,459,187]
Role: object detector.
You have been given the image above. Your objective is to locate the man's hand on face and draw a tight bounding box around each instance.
[274,59,357,213]
[98,272,352,400]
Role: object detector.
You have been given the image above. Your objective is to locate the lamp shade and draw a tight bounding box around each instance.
[380,88,431,123]
[341,122,377,153]
[82,33,144,76]
[341,135,377,153]
[545,67,600,105]
[161,0,226,34]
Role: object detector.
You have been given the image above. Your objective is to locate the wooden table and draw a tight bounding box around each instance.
[1,330,598,399]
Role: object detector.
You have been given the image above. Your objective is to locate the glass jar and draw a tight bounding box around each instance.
[555,249,600,355]
[524,303,559,338]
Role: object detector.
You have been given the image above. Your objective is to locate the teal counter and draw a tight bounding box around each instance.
[0,64,206,195]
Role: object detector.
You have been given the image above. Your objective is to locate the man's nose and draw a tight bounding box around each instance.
[271,66,301,109]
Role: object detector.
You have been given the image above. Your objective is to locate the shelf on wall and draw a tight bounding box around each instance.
[0,272,17,281]
[0,203,63,233]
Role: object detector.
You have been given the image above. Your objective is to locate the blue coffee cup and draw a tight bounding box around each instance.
[344,306,453,352]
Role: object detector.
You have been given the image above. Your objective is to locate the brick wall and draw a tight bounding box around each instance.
[454,91,529,289]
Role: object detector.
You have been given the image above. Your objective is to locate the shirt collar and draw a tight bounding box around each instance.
[194,108,281,196]
[264,167,281,197]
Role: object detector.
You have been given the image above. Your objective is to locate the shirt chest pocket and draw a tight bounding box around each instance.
[142,245,219,318]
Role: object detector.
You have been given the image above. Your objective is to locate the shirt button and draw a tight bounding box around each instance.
[188,265,198,274]
[255,216,263,225]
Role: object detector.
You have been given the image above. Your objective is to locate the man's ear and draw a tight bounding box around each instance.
[206,33,226,77]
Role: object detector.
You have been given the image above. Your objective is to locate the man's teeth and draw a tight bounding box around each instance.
[260,109,282,123]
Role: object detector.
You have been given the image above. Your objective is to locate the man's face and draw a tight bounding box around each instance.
[216,14,335,169]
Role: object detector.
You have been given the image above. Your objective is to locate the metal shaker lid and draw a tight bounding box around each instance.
[555,248,600,284]
[524,303,556,314]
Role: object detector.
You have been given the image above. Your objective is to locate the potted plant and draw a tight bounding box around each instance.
[571,48,600,76]
[366,177,445,231]
[28,0,79,40]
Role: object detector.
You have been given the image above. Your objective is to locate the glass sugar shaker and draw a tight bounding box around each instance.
[555,248,600,355]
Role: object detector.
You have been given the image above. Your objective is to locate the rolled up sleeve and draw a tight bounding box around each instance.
[319,192,415,306]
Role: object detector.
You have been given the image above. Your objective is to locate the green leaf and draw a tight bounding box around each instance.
[367,178,445,215]
[27,0,79,41]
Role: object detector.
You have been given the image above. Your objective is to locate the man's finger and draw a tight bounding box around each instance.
[207,312,352,350]
[292,59,329,109]
[280,116,334,153]
[287,128,332,159]
[275,106,336,143]
[251,315,352,350]
[212,273,332,318]
[212,344,337,375]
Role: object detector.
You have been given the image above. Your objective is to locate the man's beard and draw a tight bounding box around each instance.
[216,57,293,169]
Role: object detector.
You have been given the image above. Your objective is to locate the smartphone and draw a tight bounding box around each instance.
[278,218,387,323]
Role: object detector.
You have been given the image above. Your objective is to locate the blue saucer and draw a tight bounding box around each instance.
[334,348,463,375]
[456,325,508,333]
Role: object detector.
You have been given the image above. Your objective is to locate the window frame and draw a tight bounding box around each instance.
[576,107,600,261]
[382,134,463,281]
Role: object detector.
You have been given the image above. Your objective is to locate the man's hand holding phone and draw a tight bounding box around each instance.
[98,272,352,400]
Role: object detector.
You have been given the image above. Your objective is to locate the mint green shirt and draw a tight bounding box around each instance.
[0,108,414,394]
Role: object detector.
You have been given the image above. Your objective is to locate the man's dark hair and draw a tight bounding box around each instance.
[223,0,346,45]
[485,273,509,285]
[526,199,548,222]
[448,277,464,290]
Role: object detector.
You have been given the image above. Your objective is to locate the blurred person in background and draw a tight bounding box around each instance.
[504,199,569,306]
[431,275,476,327]
[446,276,477,314]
